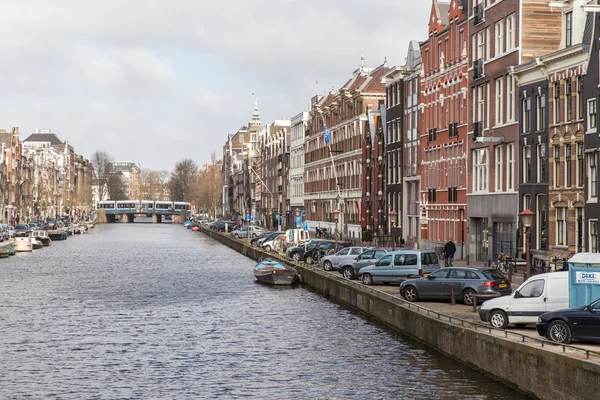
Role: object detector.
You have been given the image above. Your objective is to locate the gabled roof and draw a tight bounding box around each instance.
[23,133,63,146]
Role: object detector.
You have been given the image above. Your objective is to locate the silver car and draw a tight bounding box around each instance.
[338,248,389,279]
[320,246,369,271]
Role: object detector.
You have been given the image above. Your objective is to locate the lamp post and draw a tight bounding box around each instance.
[520,209,534,281]
[333,209,340,249]
[389,210,398,251]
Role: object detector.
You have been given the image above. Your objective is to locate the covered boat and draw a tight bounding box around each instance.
[14,237,33,252]
[31,230,52,246]
[254,259,299,285]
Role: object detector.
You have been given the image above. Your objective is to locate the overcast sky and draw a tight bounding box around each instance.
[1,0,432,171]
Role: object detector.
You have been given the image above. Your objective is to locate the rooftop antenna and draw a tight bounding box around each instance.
[361,55,365,71]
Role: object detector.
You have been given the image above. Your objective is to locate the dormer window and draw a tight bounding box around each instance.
[565,11,573,47]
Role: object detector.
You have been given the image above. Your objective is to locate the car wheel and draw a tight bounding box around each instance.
[265,245,272,252]
[292,253,300,261]
[362,274,373,285]
[548,320,572,344]
[323,261,333,271]
[462,289,476,306]
[489,310,508,329]
[234,234,239,239]
[306,256,314,265]
[403,286,418,302]
[342,267,355,280]
[252,234,257,238]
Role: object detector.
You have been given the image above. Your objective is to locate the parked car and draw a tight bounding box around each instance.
[303,241,351,265]
[285,239,326,261]
[479,271,568,329]
[338,248,390,279]
[320,246,370,271]
[15,224,31,237]
[255,231,283,248]
[231,226,265,239]
[359,249,441,284]
[212,220,236,232]
[250,231,273,246]
[0,224,8,241]
[536,298,600,344]
[46,217,58,230]
[399,267,512,305]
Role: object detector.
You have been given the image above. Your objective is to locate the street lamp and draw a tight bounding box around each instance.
[333,209,340,248]
[520,208,534,281]
[389,210,398,251]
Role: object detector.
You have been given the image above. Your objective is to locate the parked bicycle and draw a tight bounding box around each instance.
[496,253,511,275]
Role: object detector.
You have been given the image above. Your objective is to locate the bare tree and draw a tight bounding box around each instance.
[196,153,222,218]
[169,159,198,201]
[90,150,114,201]
[107,172,127,200]
[140,168,158,199]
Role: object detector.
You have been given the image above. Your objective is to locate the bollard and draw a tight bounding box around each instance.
[450,284,456,305]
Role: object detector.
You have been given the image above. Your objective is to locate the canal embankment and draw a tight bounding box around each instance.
[197,225,600,400]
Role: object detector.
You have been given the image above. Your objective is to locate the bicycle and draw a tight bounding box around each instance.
[444,255,454,267]
[496,253,511,275]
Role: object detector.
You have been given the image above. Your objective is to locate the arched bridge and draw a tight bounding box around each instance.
[97,200,191,223]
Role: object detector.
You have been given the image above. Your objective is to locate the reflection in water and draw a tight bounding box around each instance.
[0,220,526,399]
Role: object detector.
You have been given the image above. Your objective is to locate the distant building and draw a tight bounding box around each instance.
[108,161,141,200]
[289,112,309,226]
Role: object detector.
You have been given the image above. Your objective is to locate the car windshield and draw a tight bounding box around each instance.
[16,225,29,230]
[482,270,505,280]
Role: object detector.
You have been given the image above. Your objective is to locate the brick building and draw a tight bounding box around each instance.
[467,0,561,263]
[304,61,389,241]
[419,0,469,258]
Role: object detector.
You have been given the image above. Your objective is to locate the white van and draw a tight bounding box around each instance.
[479,271,568,329]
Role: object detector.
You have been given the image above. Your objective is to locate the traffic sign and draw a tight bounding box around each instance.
[302,221,309,232]
[301,210,306,217]
[296,216,301,228]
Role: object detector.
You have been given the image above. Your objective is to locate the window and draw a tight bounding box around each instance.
[566,11,573,47]
[506,14,516,50]
[523,194,531,212]
[565,144,571,188]
[377,255,393,266]
[538,144,546,182]
[577,78,584,120]
[565,80,572,122]
[556,207,567,246]
[577,142,584,187]
[350,247,362,255]
[591,220,599,253]
[473,148,489,193]
[337,248,350,256]
[507,143,515,190]
[536,94,546,131]
[518,280,545,298]
[486,82,490,129]
[477,85,485,125]
[588,99,597,131]
[553,82,561,124]
[537,194,548,249]
[576,207,584,252]
[495,78,503,125]
[477,31,485,61]
[523,145,532,183]
[486,27,491,61]
[522,97,532,133]
[507,76,515,121]
[588,152,598,199]
[553,145,560,188]
[495,20,505,56]
[495,145,503,192]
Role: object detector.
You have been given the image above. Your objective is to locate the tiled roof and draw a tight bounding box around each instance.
[23,133,63,146]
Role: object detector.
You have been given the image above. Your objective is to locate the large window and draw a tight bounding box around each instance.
[588,152,598,199]
[523,98,532,133]
[507,76,515,121]
[591,220,599,253]
[565,79,572,122]
[577,78,584,119]
[473,148,489,193]
[495,78,503,125]
[553,145,561,188]
[577,142,584,187]
[576,208,584,252]
[495,145,503,192]
[495,20,505,56]
[554,82,561,124]
[588,98,597,132]
[537,194,547,250]
[523,145,532,183]
[507,143,515,190]
[537,94,546,131]
[477,85,485,125]
[507,14,516,50]
[537,144,546,182]
[556,207,567,246]
[566,11,573,47]
[565,143,571,188]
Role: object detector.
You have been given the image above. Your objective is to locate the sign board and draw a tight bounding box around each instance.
[301,210,306,217]
[275,215,279,221]
[302,221,309,232]
[575,271,600,285]
[296,216,301,228]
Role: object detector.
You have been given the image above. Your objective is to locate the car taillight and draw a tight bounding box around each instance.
[484,281,498,287]
[418,268,422,276]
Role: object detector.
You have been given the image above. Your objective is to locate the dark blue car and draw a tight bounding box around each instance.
[14,224,30,237]
[536,298,600,344]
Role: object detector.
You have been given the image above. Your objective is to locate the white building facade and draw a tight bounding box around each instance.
[289,111,308,224]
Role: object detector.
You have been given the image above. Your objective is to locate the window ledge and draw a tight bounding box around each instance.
[554,245,569,250]
[586,129,598,134]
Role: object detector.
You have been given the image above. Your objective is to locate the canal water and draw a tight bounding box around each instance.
[0,221,527,399]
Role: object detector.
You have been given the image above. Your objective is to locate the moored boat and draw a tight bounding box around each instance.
[31,237,43,250]
[14,237,33,252]
[31,230,52,246]
[0,246,10,258]
[254,259,299,285]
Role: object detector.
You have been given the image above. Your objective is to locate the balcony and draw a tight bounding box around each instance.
[474,3,484,25]
[473,59,484,80]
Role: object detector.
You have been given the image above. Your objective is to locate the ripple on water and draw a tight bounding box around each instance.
[0,221,527,399]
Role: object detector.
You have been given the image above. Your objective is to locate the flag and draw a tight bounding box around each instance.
[323,125,331,145]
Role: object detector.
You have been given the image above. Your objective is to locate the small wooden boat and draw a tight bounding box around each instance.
[254,259,299,285]
[31,238,43,250]
[0,246,11,258]
[5,245,15,255]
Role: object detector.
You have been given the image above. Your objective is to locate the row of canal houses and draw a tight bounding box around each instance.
[222,0,600,267]
[0,127,93,223]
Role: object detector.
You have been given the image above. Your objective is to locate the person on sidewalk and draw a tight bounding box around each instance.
[442,239,456,267]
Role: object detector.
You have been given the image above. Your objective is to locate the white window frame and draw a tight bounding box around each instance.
[495,145,503,192]
[473,148,489,193]
[507,143,515,191]
[590,219,599,253]
[588,98,597,132]
[495,20,504,56]
[495,77,503,125]
[588,152,598,200]
[507,14,516,50]
[507,75,515,121]
[556,207,567,246]
[477,85,485,124]
[537,144,546,182]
